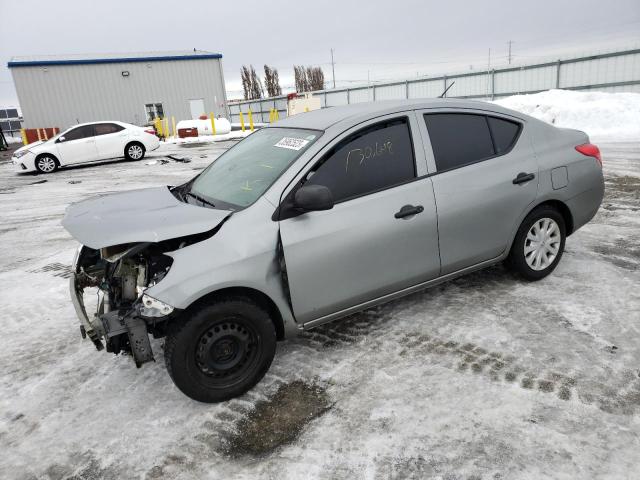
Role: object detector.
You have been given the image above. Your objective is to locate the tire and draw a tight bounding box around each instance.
[164,296,277,403]
[506,205,566,281]
[124,142,145,161]
[35,154,59,174]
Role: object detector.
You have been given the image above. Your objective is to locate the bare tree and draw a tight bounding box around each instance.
[294,65,325,92]
[306,66,325,91]
[240,65,264,100]
[241,66,252,100]
[293,65,308,92]
[250,67,263,100]
[264,65,282,97]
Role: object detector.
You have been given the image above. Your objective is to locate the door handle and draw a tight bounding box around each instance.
[513,172,535,184]
[395,204,424,219]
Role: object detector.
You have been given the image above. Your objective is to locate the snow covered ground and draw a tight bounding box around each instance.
[0,109,639,479]
[494,89,640,142]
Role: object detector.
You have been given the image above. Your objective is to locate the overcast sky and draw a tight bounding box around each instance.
[1,0,639,105]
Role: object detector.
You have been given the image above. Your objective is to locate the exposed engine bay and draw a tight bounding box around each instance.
[70,242,176,367]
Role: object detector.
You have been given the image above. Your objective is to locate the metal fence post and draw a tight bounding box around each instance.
[372,84,376,101]
[556,59,562,89]
[347,88,351,104]
[443,75,447,97]
[405,80,409,99]
[491,70,495,100]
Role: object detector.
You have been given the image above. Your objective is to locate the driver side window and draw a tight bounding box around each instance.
[304,118,416,203]
[63,125,95,142]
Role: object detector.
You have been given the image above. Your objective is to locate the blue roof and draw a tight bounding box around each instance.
[8,50,222,68]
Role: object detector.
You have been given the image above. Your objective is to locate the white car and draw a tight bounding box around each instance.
[11,121,160,173]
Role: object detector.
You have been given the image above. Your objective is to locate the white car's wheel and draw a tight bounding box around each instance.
[125,142,145,161]
[35,155,59,174]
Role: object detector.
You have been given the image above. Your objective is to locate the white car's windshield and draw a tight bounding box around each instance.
[189,127,320,208]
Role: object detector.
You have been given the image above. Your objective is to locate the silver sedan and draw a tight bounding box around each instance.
[63,99,604,402]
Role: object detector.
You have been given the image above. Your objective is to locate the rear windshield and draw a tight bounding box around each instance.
[190,127,320,208]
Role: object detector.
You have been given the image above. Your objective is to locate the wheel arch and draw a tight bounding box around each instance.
[35,151,60,164]
[506,198,574,256]
[183,286,286,340]
[529,199,574,235]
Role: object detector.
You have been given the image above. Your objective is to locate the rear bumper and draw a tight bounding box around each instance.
[567,176,605,232]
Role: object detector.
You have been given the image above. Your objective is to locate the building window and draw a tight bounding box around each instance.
[145,103,164,122]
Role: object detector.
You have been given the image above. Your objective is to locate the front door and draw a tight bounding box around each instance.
[55,125,98,165]
[419,111,539,274]
[279,115,440,324]
[93,123,127,159]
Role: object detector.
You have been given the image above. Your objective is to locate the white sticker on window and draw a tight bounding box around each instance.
[274,137,309,150]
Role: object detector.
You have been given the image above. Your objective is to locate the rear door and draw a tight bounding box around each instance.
[55,125,98,165]
[279,113,440,324]
[418,110,538,274]
[94,123,127,159]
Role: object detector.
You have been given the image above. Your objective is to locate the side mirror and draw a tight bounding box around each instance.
[56,136,65,143]
[294,184,334,212]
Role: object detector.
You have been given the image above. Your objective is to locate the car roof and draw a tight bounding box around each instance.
[271,98,527,131]
[66,120,130,129]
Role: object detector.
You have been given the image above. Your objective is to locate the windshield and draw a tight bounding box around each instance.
[189,127,320,208]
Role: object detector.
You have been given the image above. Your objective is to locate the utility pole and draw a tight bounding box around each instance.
[487,48,491,99]
[330,48,336,89]
[507,40,514,64]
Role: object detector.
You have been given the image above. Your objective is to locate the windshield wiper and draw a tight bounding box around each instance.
[185,191,216,208]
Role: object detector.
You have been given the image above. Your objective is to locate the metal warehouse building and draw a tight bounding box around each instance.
[8,50,228,130]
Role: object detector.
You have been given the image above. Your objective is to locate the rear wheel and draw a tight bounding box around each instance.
[164,296,277,403]
[35,154,59,174]
[125,142,145,161]
[506,205,566,281]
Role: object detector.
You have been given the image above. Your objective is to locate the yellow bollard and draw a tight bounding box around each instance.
[20,129,27,145]
[248,109,254,132]
[239,111,245,132]
[210,112,216,136]
[172,116,176,138]
[275,109,280,120]
[164,118,169,139]
[269,109,274,123]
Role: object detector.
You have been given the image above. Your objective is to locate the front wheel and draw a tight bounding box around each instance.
[35,155,59,174]
[506,205,566,281]
[124,142,145,161]
[164,296,277,403]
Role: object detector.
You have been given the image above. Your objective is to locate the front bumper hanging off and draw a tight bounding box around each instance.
[69,247,155,367]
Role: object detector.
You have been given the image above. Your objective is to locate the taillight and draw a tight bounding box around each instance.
[575,143,602,167]
[144,129,156,135]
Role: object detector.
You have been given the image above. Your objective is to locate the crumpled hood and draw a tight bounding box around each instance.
[62,186,232,249]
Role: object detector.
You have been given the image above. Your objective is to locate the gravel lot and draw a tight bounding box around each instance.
[0,140,638,480]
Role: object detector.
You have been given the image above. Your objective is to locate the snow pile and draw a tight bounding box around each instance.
[494,89,640,141]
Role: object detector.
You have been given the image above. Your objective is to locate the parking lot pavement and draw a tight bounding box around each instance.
[0,141,638,479]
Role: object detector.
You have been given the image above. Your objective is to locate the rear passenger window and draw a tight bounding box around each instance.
[305,118,415,203]
[424,114,494,171]
[94,123,124,136]
[487,117,520,154]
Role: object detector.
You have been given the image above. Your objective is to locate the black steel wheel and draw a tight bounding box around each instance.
[164,296,276,403]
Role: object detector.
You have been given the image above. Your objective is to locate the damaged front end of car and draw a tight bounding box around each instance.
[70,242,177,367]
